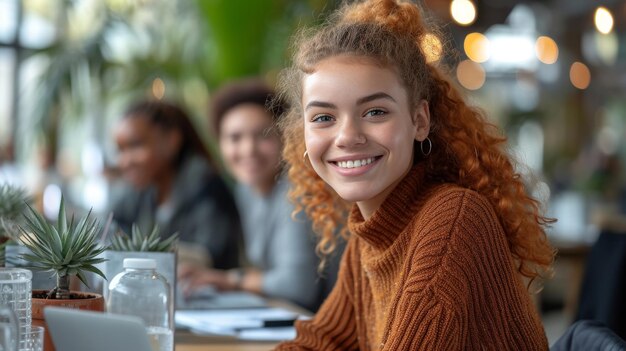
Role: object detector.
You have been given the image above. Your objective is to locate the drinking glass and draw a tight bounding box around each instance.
[0,304,18,351]
[17,326,43,351]
[0,269,32,338]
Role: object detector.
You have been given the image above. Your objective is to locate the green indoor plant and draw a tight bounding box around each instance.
[19,196,107,299]
[0,183,29,239]
[0,184,30,265]
[110,223,178,253]
[18,195,108,351]
[0,183,59,290]
[0,184,32,269]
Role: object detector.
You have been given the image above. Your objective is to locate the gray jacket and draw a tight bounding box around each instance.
[236,177,323,311]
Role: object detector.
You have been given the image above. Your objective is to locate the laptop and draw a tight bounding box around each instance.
[44,307,153,351]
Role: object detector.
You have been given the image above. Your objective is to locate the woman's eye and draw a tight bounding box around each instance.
[128,139,144,149]
[364,109,386,117]
[228,134,242,143]
[312,114,334,123]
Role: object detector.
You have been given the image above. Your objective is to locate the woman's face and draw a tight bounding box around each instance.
[302,56,430,217]
[219,104,282,192]
[114,115,178,189]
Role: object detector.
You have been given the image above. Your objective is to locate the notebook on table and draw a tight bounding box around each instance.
[177,285,268,310]
[44,307,153,351]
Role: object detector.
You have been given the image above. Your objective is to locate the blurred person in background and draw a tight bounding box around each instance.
[575,150,626,339]
[109,100,242,270]
[178,79,334,312]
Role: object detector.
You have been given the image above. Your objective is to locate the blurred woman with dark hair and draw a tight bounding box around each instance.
[178,79,334,311]
[110,100,243,270]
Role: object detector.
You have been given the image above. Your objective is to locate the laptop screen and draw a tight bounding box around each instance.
[44,307,153,351]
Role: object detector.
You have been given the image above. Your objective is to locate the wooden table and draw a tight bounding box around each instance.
[176,332,280,351]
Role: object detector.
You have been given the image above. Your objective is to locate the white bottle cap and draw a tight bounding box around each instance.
[123,258,157,270]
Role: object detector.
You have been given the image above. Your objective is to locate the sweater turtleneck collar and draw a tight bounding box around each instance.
[347,163,431,251]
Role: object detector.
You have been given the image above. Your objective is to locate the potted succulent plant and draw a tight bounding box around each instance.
[0,183,57,290]
[110,223,179,253]
[19,196,107,351]
[101,224,178,301]
[0,183,29,266]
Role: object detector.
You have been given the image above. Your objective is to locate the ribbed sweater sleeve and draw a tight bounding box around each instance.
[381,288,465,350]
[275,240,359,351]
[447,190,547,350]
[381,188,547,350]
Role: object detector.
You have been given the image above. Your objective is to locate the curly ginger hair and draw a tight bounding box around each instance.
[278,0,555,282]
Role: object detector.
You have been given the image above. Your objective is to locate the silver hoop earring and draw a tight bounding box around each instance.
[303,150,309,163]
[420,137,432,156]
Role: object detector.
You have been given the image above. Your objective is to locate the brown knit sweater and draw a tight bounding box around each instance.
[276,165,548,350]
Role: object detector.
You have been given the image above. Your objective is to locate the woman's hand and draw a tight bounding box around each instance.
[177,263,240,295]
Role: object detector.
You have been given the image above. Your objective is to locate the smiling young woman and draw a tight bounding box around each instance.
[274,0,555,350]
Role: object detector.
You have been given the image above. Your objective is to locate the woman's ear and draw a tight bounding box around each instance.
[413,100,431,142]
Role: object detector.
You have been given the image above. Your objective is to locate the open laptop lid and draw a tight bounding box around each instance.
[44,307,153,351]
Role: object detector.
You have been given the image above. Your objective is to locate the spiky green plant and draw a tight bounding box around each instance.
[19,196,107,299]
[0,183,31,266]
[110,224,178,252]
[0,183,30,241]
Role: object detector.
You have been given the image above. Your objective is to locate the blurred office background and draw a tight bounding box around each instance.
[1,0,625,343]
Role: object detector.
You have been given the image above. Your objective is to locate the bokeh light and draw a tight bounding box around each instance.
[594,7,614,34]
[535,36,559,64]
[464,32,490,63]
[451,0,476,26]
[456,59,485,90]
[43,184,62,220]
[151,77,165,99]
[582,31,619,66]
[595,31,619,65]
[597,126,619,155]
[569,62,591,90]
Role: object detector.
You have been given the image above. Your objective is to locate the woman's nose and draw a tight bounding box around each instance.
[117,151,132,169]
[240,136,256,157]
[335,117,366,148]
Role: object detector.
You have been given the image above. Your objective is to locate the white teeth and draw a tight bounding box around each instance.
[336,157,375,169]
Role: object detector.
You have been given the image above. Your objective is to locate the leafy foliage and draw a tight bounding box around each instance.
[19,197,106,298]
[0,183,30,240]
[110,224,178,253]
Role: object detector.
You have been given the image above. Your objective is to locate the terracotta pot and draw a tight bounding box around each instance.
[31,290,105,351]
